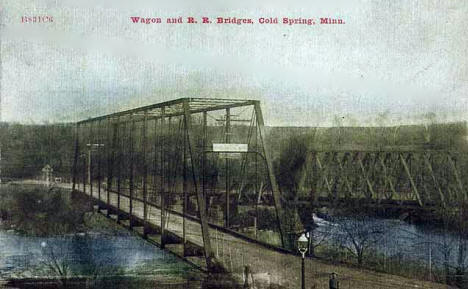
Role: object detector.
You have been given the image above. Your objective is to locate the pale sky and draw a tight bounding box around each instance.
[1,0,467,126]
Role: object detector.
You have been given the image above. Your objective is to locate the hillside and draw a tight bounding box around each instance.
[0,121,466,180]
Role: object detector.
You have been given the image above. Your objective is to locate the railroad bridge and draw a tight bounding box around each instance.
[296,150,467,208]
[70,98,467,285]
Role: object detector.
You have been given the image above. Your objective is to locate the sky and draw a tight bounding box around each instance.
[1,0,467,126]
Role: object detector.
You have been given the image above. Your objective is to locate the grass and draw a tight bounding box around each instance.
[314,243,463,288]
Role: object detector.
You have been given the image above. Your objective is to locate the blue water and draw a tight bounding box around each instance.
[0,229,195,280]
[313,214,468,269]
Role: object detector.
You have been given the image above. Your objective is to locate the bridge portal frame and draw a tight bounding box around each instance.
[72,98,285,270]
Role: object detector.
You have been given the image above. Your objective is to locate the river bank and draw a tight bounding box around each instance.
[0,184,208,288]
[1,183,461,288]
[309,212,468,288]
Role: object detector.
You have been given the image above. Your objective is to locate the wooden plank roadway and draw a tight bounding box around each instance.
[61,182,451,289]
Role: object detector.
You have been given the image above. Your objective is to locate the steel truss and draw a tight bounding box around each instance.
[72,98,286,270]
[297,150,467,209]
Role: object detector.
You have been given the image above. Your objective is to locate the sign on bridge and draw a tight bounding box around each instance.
[212,143,248,152]
[213,144,248,159]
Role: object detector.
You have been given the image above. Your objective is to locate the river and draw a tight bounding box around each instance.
[313,214,468,270]
[1,215,463,285]
[0,226,208,288]
[1,184,465,287]
[0,184,246,288]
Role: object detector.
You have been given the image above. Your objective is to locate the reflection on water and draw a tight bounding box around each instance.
[0,229,244,289]
[314,214,468,268]
[0,185,243,289]
[0,229,205,287]
[6,275,242,289]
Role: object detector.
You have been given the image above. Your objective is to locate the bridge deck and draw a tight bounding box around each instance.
[59,183,449,289]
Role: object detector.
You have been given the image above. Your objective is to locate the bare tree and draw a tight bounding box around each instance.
[455,203,468,287]
[441,202,468,287]
[40,240,71,287]
[333,215,387,266]
[39,233,124,288]
[308,216,335,257]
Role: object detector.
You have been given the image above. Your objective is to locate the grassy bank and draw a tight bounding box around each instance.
[314,243,467,288]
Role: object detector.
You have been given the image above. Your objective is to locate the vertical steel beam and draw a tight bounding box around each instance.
[152,118,158,207]
[168,117,173,191]
[151,118,159,196]
[183,100,215,270]
[117,117,122,213]
[129,114,135,228]
[83,123,87,193]
[225,108,230,228]
[98,119,102,201]
[253,101,285,248]
[143,111,148,233]
[202,111,208,214]
[255,116,259,235]
[160,108,166,248]
[183,118,187,255]
[89,122,93,196]
[107,117,115,206]
[72,123,80,191]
